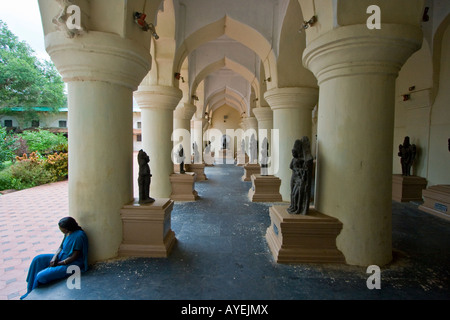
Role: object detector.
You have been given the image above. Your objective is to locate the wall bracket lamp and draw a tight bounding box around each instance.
[134,12,159,39]
[298,16,317,33]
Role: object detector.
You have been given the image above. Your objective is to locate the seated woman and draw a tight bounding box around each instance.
[20,217,88,299]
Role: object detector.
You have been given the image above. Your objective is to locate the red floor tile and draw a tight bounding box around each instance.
[0,181,69,300]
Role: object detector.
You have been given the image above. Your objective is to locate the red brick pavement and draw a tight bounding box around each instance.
[0,155,140,300]
[0,181,68,300]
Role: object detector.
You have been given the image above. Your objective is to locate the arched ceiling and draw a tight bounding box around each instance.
[148,0,316,122]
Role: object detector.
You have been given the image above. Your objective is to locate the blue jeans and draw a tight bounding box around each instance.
[21,254,69,299]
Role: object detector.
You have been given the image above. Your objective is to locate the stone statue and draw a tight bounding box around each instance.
[193,142,200,164]
[222,135,228,150]
[287,137,314,215]
[249,134,257,164]
[176,144,186,174]
[398,136,416,176]
[241,139,246,154]
[260,137,269,176]
[137,150,155,204]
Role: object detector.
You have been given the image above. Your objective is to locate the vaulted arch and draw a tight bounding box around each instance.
[173,15,278,89]
[190,57,259,106]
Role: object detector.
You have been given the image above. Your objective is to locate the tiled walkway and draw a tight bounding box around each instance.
[2,165,450,301]
[0,181,68,300]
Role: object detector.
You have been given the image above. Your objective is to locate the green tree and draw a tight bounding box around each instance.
[0,126,16,168]
[0,20,66,117]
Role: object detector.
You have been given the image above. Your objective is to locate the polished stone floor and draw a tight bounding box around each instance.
[3,165,450,302]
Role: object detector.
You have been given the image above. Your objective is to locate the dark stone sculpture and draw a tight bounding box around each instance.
[177,144,186,174]
[398,136,416,176]
[137,150,155,204]
[261,137,269,176]
[287,137,314,215]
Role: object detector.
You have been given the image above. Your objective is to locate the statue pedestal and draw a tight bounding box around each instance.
[392,174,427,202]
[265,205,345,264]
[216,149,234,164]
[170,172,199,201]
[204,153,214,166]
[186,163,207,181]
[119,198,176,258]
[236,152,248,166]
[248,174,282,202]
[419,185,450,221]
[242,163,261,181]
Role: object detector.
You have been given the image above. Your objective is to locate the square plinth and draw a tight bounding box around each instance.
[248,174,282,202]
[265,205,345,264]
[392,174,427,202]
[119,198,176,258]
[185,163,207,181]
[242,163,261,181]
[170,172,199,201]
[236,152,249,166]
[419,185,450,221]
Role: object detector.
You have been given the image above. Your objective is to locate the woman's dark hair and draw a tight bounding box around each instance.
[58,217,83,232]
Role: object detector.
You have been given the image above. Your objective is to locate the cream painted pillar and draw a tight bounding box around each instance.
[173,103,197,162]
[264,87,318,201]
[242,116,259,161]
[303,25,423,266]
[134,86,183,198]
[44,30,152,263]
[192,116,206,163]
[253,107,274,173]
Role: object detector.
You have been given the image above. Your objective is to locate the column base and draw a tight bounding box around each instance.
[204,153,215,166]
[242,163,261,181]
[392,174,427,202]
[119,198,176,258]
[185,163,207,181]
[170,172,199,201]
[265,205,345,264]
[236,152,249,166]
[216,149,234,164]
[248,174,282,202]
[419,185,450,221]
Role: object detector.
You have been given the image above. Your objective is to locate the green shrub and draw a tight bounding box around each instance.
[9,152,54,190]
[0,126,17,168]
[0,166,14,191]
[20,130,68,155]
[44,152,68,181]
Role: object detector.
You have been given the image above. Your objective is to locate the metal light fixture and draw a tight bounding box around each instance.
[133,12,159,39]
[298,15,317,33]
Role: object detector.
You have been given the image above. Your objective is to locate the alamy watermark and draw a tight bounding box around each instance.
[66,265,81,290]
[366,265,381,289]
[367,5,381,30]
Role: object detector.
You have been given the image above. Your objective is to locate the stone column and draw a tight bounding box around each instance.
[192,115,206,163]
[134,86,183,198]
[303,24,423,266]
[253,107,273,173]
[44,31,152,263]
[173,103,197,163]
[264,87,318,201]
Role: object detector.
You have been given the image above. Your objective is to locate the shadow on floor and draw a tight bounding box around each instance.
[25,165,450,302]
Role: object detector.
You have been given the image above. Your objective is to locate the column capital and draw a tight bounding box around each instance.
[252,107,273,123]
[264,87,318,111]
[241,116,258,131]
[135,85,183,111]
[45,31,152,90]
[174,103,197,121]
[303,24,423,85]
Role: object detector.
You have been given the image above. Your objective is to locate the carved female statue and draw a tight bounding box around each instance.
[137,150,155,204]
[176,144,186,174]
[287,137,313,215]
[398,136,416,176]
[287,139,303,214]
[299,136,314,215]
